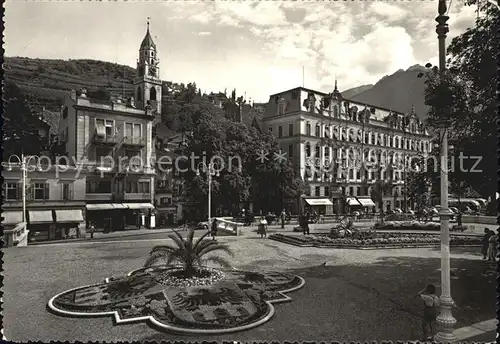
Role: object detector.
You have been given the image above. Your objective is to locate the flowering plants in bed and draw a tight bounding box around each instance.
[269,232,481,249]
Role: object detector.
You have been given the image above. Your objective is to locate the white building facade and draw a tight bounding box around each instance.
[262,84,432,215]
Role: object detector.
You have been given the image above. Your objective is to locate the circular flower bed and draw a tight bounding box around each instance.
[270,232,481,248]
[155,267,225,288]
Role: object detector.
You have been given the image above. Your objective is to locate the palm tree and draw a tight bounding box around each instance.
[144,228,234,277]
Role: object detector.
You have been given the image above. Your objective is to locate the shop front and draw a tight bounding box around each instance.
[54,209,85,238]
[27,210,55,242]
[345,197,362,214]
[356,197,376,215]
[303,198,334,215]
[86,203,155,231]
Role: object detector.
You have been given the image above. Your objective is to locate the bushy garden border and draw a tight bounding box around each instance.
[269,232,481,249]
[374,221,468,232]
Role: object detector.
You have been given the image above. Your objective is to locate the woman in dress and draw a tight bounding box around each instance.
[486,228,498,262]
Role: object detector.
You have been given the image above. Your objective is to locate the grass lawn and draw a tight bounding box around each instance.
[3,240,495,342]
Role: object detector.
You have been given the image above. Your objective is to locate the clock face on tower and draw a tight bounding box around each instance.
[149,64,156,77]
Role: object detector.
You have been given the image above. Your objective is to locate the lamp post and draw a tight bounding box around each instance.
[434,0,456,342]
[6,154,42,223]
[196,162,220,226]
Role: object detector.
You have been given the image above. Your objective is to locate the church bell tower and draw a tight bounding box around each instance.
[134,19,162,115]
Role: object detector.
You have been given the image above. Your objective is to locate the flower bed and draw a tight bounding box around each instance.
[155,267,225,288]
[269,232,481,249]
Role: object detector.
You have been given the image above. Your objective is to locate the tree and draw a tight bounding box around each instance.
[405,157,432,216]
[422,4,499,214]
[370,179,393,221]
[144,228,233,277]
[2,81,43,157]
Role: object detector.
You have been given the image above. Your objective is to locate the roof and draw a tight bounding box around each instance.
[140,27,156,50]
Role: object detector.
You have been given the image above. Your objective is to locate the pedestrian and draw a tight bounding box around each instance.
[486,228,498,262]
[418,284,440,341]
[482,228,493,260]
[89,222,95,239]
[303,211,310,235]
[258,216,268,238]
[210,218,218,241]
[280,209,286,229]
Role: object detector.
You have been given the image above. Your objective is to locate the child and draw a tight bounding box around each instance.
[418,284,440,341]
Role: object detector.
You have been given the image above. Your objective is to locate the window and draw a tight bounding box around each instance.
[315,124,320,137]
[33,183,48,200]
[288,144,293,158]
[305,142,311,157]
[306,123,311,135]
[160,197,172,205]
[325,147,330,158]
[105,120,114,137]
[126,150,142,169]
[150,87,157,101]
[268,127,273,132]
[288,123,293,136]
[278,102,286,115]
[97,181,111,193]
[325,187,330,197]
[278,126,283,138]
[62,182,74,201]
[348,169,353,179]
[349,186,353,195]
[138,181,150,194]
[324,125,330,138]
[4,182,18,200]
[315,144,320,157]
[315,186,320,196]
[96,147,112,165]
[333,105,339,117]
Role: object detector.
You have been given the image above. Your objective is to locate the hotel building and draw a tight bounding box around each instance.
[262,83,432,215]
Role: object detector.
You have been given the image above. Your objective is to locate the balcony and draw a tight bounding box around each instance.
[123,136,146,147]
[93,134,119,145]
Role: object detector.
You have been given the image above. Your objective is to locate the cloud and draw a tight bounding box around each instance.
[198,31,211,36]
[369,2,410,22]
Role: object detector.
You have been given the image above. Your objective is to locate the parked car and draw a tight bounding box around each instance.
[196,221,209,230]
[393,208,403,214]
[449,207,459,214]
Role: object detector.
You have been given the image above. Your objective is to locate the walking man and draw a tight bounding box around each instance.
[280,209,286,229]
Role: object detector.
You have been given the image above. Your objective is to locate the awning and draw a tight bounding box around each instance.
[346,197,361,206]
[123,203,155,210]
[2,211,23,225]
[28,210,53,224]
[304,198,333,206]
[55,209,84,223]
[86,204,125,210]
[357,198,376,207]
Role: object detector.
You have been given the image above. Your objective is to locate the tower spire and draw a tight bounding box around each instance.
[334,76,338,92]
[147,17,150,31]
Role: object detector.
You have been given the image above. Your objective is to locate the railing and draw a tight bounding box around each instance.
[123,136,145,146]
[93,135,119,144]
[3,222,29,247]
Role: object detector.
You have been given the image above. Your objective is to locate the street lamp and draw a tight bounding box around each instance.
[434,0,457,343]
[5,154,42,223]
[196,162,220,226]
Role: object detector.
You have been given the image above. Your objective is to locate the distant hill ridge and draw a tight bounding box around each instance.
[342,64,428,120]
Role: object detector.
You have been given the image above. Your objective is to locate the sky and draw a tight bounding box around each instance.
[4,0,478,102]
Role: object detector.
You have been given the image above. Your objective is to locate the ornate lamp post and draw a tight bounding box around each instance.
[434,0,456,342]
[5,154,42,223]
[196,162,220,226]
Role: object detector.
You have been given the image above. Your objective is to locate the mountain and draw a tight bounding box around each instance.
[3,56,262,134]
[345,65,429,120]
[340,84,373,99]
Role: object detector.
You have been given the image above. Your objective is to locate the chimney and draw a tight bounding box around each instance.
[70,89,77,100]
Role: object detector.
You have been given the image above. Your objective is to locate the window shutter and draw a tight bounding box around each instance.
[44,183,50,200]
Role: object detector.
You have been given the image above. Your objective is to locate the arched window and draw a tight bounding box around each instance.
[333,105,339,118]
[137,87,142,102]
[315,124,320,136]
[305,142,311,157]
[315,144,320,157]
[306,123,311,135]
[150,87,157,101]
